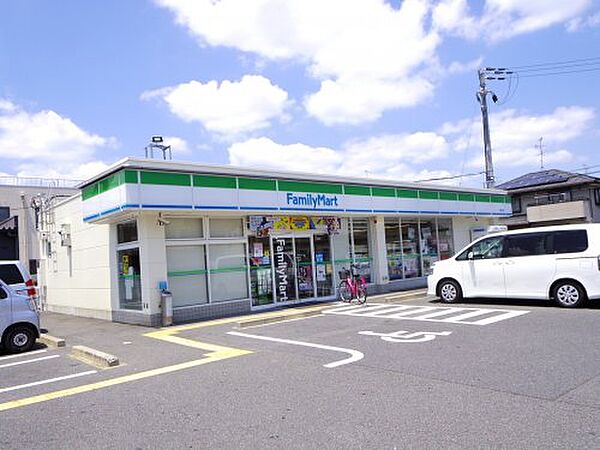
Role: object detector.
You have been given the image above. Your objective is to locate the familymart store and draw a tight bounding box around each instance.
[41,158,511,326]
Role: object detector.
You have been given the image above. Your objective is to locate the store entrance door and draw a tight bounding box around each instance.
[271,235,319,303]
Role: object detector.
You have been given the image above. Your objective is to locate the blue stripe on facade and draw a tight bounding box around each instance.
[241,206,280,211]
[345,208,373,212]
[141,204,194,209]
[373,209,397,213]
[194,205,239,210]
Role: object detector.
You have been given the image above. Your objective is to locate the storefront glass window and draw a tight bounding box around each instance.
[314,234,333,297]
[117,248,142,310]
[165,218,203,239]
[437,219,454,260]
[385,218,403,280]
[249,236,273,306]
[420,219,439,276]
[117,221,138,244]
[208,243,248,302]
[166,245,208,307]
[332,218,351,285]
[209,218,243,238]
[401,219,421,278]
[273,237,297,302]
[351,218,371,283]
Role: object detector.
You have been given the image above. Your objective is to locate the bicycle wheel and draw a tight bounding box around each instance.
[338,281,352,302]
[356,285,367,304]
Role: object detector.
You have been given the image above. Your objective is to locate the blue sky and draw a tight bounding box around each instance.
[1,0,599,187]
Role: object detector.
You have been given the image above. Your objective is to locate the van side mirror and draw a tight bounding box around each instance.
[467,251,474,260]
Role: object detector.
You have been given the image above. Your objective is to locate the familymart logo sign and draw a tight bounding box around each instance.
[286,192,340,210]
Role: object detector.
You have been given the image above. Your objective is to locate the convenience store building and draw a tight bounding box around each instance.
[38,158,511,326]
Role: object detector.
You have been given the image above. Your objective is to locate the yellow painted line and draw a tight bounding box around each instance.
[0,303,329,412]
[0,348,250,412]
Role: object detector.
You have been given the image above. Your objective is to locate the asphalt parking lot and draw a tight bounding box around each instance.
[1,294,600,449]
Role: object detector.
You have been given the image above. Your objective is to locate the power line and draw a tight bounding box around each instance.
[415,171,484,183]
[508,56,600,70]
[516,66,600,78]
[515,60,600,73]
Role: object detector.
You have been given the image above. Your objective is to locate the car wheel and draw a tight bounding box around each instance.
[553,281,586,308]
[438,280,463,304]
[4,326,35,354]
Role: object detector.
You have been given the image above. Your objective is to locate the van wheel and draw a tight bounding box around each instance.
[4,326,35,353]
[438,280,463,304]
[553,281,586,308]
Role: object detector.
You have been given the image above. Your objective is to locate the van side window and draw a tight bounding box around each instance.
[0,265,24,285]
[0,287,7,300]
[552,230,588,254]
[456,236,504,260]
[505,233,550,257]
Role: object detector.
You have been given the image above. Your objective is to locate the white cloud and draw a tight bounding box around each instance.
[142,75,290,135]
[227,106,595,185]
[567,11,600,31]
[433,0,593,41]
[227,131,451,181]
[156,0,441,125]
[0,100,115,179]
[441,106,596,169]
[156,0,596,126]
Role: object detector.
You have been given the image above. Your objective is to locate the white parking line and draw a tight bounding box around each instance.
[0,371,98,394]
[0,349,48,361]
[227,331,364,368]
[0,354,60,369]
[324,303,530,326]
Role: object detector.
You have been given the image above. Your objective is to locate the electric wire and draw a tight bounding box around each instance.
[507,56,600,70]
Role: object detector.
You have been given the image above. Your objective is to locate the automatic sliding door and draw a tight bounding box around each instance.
[313,234,333,297]
[295,237,314,299]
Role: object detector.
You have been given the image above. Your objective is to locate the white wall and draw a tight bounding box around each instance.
[39,195,113,320]
[451,216,494,252]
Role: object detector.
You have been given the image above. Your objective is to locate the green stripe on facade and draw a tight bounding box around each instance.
[238,177,276,191]
[372,187,395,198]
[344,185,371,196]
[168,269,208,277]
[141,171,191,186]
[194,174,236,189]
[278,180,343,194]
[98,172,122,194]
[124,170,138,183]
[439,192,458,201]
[82,167,509,204]
[396,189,418,199]
[82,184,98,201]
[419,190,439,200]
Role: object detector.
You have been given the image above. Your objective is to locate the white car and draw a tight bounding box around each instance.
[427,224,600,308]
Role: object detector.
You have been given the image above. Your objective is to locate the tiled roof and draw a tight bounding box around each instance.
[497,169,600,191]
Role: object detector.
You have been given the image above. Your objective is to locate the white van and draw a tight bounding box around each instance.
[427,224,600,308]
[0,280,40,353]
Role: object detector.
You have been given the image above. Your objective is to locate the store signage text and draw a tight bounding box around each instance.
[286,192,339,209]
[275,238,289,301]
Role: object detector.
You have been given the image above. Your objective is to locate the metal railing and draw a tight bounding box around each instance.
[0,176,81,188]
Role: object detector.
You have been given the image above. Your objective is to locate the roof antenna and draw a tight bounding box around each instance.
[145,136,172,160]
[535,137,544,169]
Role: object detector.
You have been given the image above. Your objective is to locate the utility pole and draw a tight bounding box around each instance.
[535,137,544,169]
[477,69,495,188]
[476,67,513,189]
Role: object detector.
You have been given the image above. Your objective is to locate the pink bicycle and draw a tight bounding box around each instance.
[337,264,367,304]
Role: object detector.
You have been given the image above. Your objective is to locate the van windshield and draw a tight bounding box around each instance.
[0,265,24,285]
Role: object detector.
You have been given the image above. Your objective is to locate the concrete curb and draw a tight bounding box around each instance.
[237,309,324,328]
[39,334,66,348]
[377,289,432,303]
[71,345,120,368]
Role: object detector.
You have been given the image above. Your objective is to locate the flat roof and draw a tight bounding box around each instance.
[79,157,507,195]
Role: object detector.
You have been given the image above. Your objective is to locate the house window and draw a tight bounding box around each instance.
[511,196,522,214]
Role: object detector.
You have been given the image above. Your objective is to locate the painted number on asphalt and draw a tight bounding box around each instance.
[359,330,452,343]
